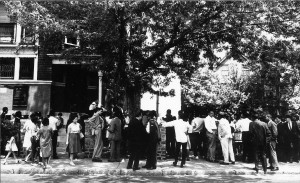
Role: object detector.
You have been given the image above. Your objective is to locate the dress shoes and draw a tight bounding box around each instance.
[267,166,274,169]
[220,162,230,165]
[146,167,156,170]
[133,167,141,171]
[92,158,102,162]
[172,162,177,167]
[126,166,132,169]
[271,167,279,171]
[142,165,149,168]
[231,162,235,165]
[252,167,259,173]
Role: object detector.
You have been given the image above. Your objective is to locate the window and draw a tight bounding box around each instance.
[13,85,28,110]
[65,34,80,47]
[0,23,15,43]
[0,58,14,79]
[19,58,34,80]
[21,27,35,44]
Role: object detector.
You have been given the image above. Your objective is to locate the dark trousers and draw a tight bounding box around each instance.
[206,131,217,161]
[201,131,208,157]
[110,140,121,161]
[174,142,187,166]
[121,128,129,157]
[267,141,279,168]
[277,139,285,162]
[52,130,58,157]
[127,143,142,169]
[30,137,39,162]
[166,134,176,157]
[254,145,267,173]
[145,142,158,168]
[80,137,85,151]
[242,131,253,162]
[190,132,201,157]
[288,139,299,162]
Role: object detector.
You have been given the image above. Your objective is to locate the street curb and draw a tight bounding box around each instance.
[1,167,300,176]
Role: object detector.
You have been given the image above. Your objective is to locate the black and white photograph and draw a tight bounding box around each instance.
[1,0,300,182]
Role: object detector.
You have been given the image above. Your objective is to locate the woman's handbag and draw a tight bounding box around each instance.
[80,132,84,139]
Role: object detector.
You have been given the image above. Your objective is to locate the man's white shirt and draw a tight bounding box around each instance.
[235,118,252,132]
[162,119,191,143]
[49,116,60,131]
[204,115,217,133]
[191,117,204,133]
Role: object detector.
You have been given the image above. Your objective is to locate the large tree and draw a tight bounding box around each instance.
[5,0,300,116]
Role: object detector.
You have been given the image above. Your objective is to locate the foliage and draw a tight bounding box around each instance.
[183,63,250,109]
[241,37,300,113]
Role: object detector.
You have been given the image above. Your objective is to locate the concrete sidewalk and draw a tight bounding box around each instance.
[1,157,300,176]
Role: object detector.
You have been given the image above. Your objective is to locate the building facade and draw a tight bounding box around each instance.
[0,5,51,117]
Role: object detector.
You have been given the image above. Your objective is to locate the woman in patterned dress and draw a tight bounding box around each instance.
[37,118,53,169]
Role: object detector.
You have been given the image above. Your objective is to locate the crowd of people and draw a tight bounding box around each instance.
[1,104,300,174]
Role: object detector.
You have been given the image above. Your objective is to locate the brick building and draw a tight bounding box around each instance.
[0,5,51,117]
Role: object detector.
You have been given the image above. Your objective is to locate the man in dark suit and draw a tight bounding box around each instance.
[284,115,300,163]
[127,110,148,171]
[163,109,176,158]
[249,113,271,174]
[275,116,285,162]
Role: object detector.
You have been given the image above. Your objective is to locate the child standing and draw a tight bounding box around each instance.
[3,136,19,164]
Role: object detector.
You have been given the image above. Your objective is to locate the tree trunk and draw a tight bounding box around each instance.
[124,86,141,119]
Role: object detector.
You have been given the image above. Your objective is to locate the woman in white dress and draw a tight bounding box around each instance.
[22,113,39,162]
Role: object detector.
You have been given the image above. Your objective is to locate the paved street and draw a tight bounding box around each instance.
[1,174,300,183]
[1,156,300,176]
